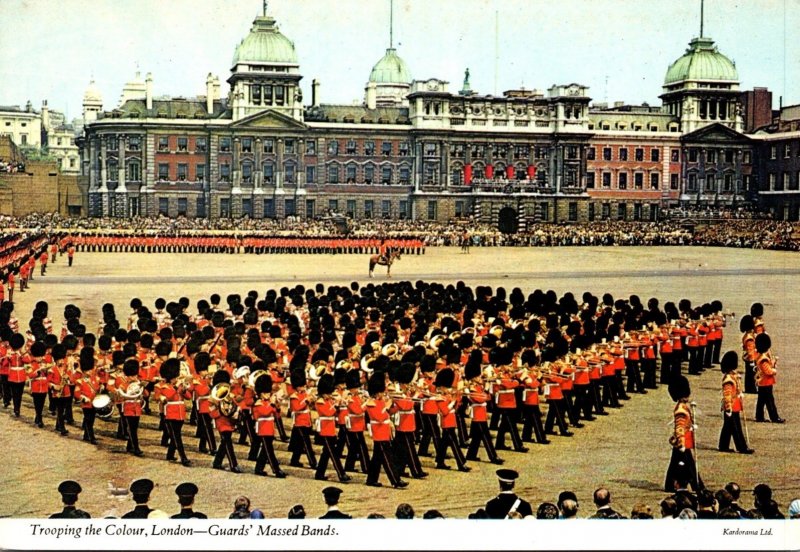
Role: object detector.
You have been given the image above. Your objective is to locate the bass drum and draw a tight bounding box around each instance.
[92,394,114,420]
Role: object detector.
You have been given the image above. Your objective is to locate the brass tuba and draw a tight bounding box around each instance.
[210,382,239,418]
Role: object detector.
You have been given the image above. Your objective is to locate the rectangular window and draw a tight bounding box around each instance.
[725,149,734,163]
[107,136,118,151]
[263,163,274,184]
[633,203,642,221]
[242,198,253,218]
[365,165,375,184]
[158,136,169,152]
[619,147,628,161]
[178,137,188,152]
[618,172,628,189]
[602,172,611,188]
[196,164,205,182]
[305,165,315,184]
[364,141,375,156]
[242,163,252,183]
[650,148,659,162]
[399,142,409,156]
[128,136,141,151]
[689,149,698,162]
[381,200,391,219]
[650,173,659,189]
[670,173,679,190]
[242,138,253,153]
[399,200,409,219]
[177,163,188,181]
[158,163,169,181]
[328,165,340,184]
[634,173,643,189]
[158,197,169,216]
[536,147,548,159]
[455,200,466,218]
[687,173,697,191]
[671,149,679,162]
[285,164,296,184]
[328,140,339,156]
[586,147,596,160]
[284,139,295,155]
[195,137,207,152]
[328,199,339,213]
[602,147,612,161]
[588,203,595,221]
[220,137,231,152]
[263,139,274,154]
[127,162,141,182]
[586,172,595,189]
[399,166,410,185]
[635,148,644,161]
[345,164,356,183]
[707,149,716,163]
[566,146,578,160]
[346,140,357,155]
[425,143,437,157]
[346,199,356,218]
[196,197,206,218]
[252,85,261,105]
[264,85,273,105]
[770,146,777,159]
[723,173,734,192]
[568,202,578,222]
[381,166,392,185]
[306,139,316,155]
[617,203,626,221]
[275,86,285,106]
[284,198,296,216]
[220,198,230,218]
[364,200,374,219]
[601,203,610,220]
[540,202,549,222]
[427,200,437,221]
[743,151,751,164]
[177,198,188,217]
[784,144,792,158]
[220,163,230,182]
[305,199,315,218]
[263,198,275,218]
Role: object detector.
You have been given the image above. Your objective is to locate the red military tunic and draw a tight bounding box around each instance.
[252,399,277,437]
[366,398,392,441]
[289,390,312,428]
[346,392,366,432]
[315,397,338,437]
[389,394,416,432]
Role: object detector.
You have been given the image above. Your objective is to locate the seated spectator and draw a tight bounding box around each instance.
[696,490,717,519]
[630,504,653,519]
[229,496,251,519]
[536,503,559,519]
[366,513,385,519]
[753,484,785,519]
[395,503,415,519]
[590,487,626,519]
[724,482,750,518]
[660,497,679,519]
[422,509,445,519]
[287,504,306,519]
[560,499,579,519]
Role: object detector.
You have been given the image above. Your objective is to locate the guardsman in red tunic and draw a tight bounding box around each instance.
[754,333,783,424]
[209,369,241,473]
[48,344,72,435]
[118,359,145,456]
[718,351,753,454]
[739,315,758,394]
[190,352,216,454]
[67,245,75,267]
[73,353,100,443]
[27,341,51,427]
[543,360,573,437]
[664,375,702,492]
[155,358,192,466]
[416,359,441,457]
[343,369,370,473]
[518,354,549,445]
[464,356,506,462]
[388,363,427,478]
[313,374,351,482]
[252,371,286,478]
[492,353,528,452]
[50,243,58,263]
[365,372,407,488]
[39,251,48,276]
[287,369,317,469]
[6,271,14,302]
[5,333,27,416]
[434,368,470,472]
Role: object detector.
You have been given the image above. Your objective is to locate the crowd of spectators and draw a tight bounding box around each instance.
[0,158,25,174]
[1,211,798,252]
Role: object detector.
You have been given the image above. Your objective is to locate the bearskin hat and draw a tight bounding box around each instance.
[668,375,691,402]
[367,372,386,396]
[317,374,335,396]
[755,333,771,354]
[720,351,738,373]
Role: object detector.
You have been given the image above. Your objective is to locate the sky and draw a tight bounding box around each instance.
[0,0,797,119]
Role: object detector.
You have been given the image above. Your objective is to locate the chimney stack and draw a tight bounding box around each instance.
[312,79,321,107]
[206,73,214,113]
[145,72,153,110]
[41,100,50,131]
[366,82,377,110]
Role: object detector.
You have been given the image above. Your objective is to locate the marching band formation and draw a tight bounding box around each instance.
[0,277,783,491]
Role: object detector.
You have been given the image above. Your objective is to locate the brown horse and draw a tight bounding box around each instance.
[369,249,401,278]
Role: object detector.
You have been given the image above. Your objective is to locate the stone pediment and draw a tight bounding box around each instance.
[682,122,750,144]
[230,109,306,130]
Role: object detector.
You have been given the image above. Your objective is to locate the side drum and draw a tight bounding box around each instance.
[92,394,114,420]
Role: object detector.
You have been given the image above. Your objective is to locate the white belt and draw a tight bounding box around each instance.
[167,401,184,405]
[496,389,515,394]
[256,416,274,422]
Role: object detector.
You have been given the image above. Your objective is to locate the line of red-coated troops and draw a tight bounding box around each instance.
[0,282,781,491]
[0,233,76,304]
[65,234,426,256]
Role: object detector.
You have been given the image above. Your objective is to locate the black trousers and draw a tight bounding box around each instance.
[590,380,606,414]
[642,358,658,388]
[719,412,749,452]
[436,427,467,469]
[601,375,620,407]
[125,416,141,453]
[255,436,282,475]
[315,435,347,480]
[32,392,47,425]
[81,407,96,441]
[0,374,10,406]
[334,425,349,457]
[54,396,69,431]
[544,399,570,435]
[466,421,502,460]
[344,431,369,472]
[289,426,317,467]
[660,353,673,384]
[418,413,441,456]
[665,447,703,492]
[521,405,547,443]
[711,338,722,365]
[562,389,581,425]
[165,419,189,462]
[614,372,629,400]
[366,441,401,486]
[213,431,238,468]
[688,347,702,374]
[197,412,217,452]
[393,431,424,477]
[494,409,524,450]
[755,385,781,422]
[239,410,260,459]
[9,382,24,415]
[572,385,594,420]
[743,361,757,394]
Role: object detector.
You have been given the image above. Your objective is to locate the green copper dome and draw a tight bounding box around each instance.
[369,48,412,84]
[232,16,297,67]
[664,37,738,85]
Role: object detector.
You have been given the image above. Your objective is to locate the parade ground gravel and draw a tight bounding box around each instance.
[1,245,798,519]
